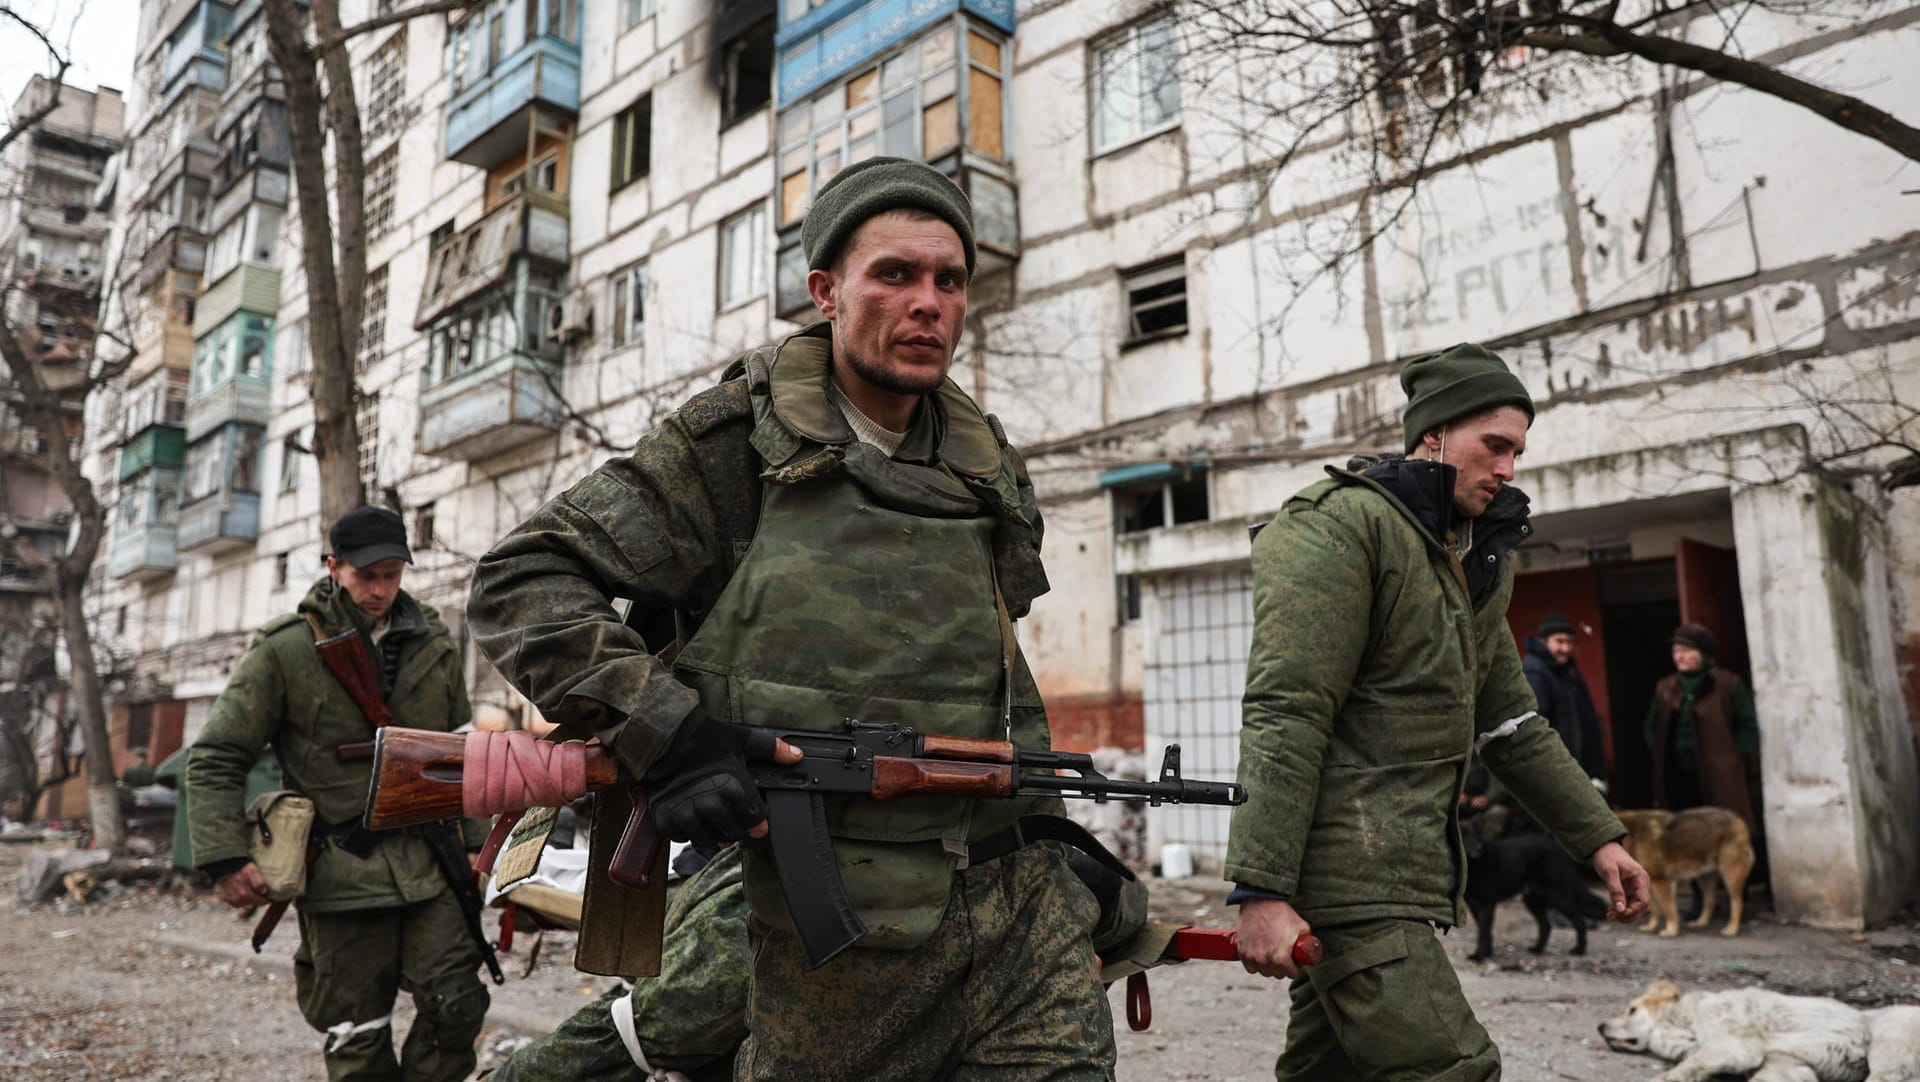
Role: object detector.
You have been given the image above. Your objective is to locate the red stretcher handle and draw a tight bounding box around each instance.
[1126,930,1323,1031]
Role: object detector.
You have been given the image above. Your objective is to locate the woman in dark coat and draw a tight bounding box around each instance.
[1644,622,1761,835]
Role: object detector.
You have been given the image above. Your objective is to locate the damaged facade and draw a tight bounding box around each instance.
[75,0,1920,926]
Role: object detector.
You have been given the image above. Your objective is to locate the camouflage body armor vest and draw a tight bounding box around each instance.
[671,331,1051,948]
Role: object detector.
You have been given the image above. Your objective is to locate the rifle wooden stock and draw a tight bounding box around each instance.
[364,728,619,829]
[311,626,396,727]
[869,757,1016,800]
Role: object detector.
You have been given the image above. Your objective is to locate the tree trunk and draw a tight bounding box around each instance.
[54,570,123,855]
[263,0,366,529]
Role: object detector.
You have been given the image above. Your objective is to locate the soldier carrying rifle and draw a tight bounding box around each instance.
[467,158,1126,1081]
[188,507,494,1082]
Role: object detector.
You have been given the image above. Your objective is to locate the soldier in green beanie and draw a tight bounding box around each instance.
[1226,342,1651,1080]
[467,157,1116,1080]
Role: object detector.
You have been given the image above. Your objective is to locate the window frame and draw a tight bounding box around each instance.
[610,94,652,192]
[717,203,770,312]
[1091,13,1183,156]
[609,261,647,349]
[1121,255,1190,346]
[623,0,657,30]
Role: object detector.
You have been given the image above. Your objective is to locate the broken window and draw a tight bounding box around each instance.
[1113,471,1210,534]
[1123,257,1188,343]
[611,94,651,191]
[720,18,774,127]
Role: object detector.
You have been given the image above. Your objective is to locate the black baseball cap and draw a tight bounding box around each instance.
[328,506,412,567]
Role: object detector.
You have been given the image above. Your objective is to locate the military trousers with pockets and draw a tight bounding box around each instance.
[735,843,1116,1082]
[293,888,489,1082]
[486,848,750,1082]
[1276,919,1500,1082]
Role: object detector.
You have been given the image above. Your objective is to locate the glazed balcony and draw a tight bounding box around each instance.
[443,0,580,165]
[119,424,186,480]
[177,489,259,554]
[414,191,568,329]
[187,311,275,439]
[418,349,562,460]
[108,522,180,581]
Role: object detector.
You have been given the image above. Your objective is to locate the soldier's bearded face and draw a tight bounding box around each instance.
[327,556,406,621]
[812,210,968,397]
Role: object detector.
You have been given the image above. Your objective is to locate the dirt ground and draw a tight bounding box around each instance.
[4,840,1916,1081]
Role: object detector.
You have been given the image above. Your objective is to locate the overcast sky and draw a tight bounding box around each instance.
[1,0,140,127]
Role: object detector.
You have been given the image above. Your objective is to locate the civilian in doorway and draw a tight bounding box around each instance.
[1646,622,1761,837]
[1523,611,1611,791]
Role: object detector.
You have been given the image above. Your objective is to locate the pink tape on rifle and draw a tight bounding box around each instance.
[462,730,590,818]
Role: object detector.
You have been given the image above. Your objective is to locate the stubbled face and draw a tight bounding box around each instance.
[1599,981,1686,1056]
[1673,644,1706,673]
[327,556,406,621]
[1419,405,1530,518]
[809,210,969,398]
[1545,631,1576,664]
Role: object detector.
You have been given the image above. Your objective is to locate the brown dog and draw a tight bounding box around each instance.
[1615,807,1754,938]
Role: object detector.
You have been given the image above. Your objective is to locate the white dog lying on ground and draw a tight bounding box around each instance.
[1599,979,1920,1081]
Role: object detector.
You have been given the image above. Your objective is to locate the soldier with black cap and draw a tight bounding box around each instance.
[467,157,1116,1079]
[187,507,489,1082]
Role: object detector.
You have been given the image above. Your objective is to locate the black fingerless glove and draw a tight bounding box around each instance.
[642,708,766,847]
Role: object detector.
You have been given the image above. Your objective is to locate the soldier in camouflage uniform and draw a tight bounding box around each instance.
[468,158,1114,1080]
[487,846,748,1082]
[1226,346,1651,1080]
[189,508,489,1082]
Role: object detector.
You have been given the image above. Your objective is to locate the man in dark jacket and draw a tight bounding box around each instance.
[1227,344,1650,1081]
[188,508,488,1082]
[1523,611,1610,787]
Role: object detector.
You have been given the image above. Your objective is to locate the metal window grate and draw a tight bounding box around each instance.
[1142,567,1255,867]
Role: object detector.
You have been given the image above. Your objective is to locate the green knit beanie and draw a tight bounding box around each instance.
[1399,343,1535,453]
[801,157,977,276]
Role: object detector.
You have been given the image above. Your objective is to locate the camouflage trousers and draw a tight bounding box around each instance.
[736,843,1115,1082]
[1276,919,1499,1082]
[487,847,749,1082]
[293,889,489,1082]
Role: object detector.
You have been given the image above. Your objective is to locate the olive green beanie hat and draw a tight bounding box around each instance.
[1399,343,1535,452]
[801,156,977,276]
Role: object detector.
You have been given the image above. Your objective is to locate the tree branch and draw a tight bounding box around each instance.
[324,0,484,49]
[1522,20,1920,163]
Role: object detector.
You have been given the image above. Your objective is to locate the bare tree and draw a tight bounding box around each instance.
[0,5,136,850]
[260,0,479,528]
[1168,0,1920,294]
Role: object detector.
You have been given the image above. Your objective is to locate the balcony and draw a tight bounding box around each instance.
[185,376,268,441]
[108,522,180,581]
[415,192,568,329]
[135,226,208,292]
[194,265,279,334]
[19,256,104,298]
[159,0,235,96]
[178,490,259,554]
[419,351,562,460]
[443,4,579,165]
[775,0,1009,106]
[119,424,186,480]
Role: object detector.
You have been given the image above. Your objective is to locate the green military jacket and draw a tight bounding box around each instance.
[1225,464,1624,929]
[186,576,475,912]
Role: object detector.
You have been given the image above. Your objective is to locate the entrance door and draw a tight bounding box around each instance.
[1675,539,1752,680]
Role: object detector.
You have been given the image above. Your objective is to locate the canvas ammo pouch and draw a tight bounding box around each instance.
[247,790,316,901]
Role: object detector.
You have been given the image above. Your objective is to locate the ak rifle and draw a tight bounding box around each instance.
[364,723,1247,966]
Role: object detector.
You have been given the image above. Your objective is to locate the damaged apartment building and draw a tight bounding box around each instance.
[81,0,1919,929]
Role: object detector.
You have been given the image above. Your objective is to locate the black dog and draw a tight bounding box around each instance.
[1461,817,1607,962]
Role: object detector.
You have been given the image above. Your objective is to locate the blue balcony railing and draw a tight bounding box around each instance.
[444,36,580,165]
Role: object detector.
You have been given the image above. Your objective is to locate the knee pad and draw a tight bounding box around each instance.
[415,979,489,1048]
